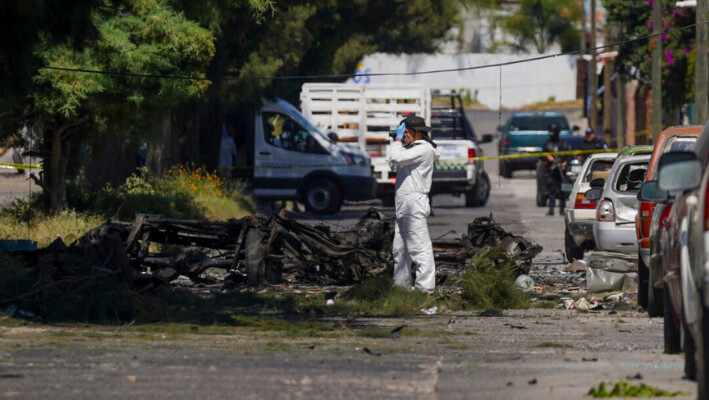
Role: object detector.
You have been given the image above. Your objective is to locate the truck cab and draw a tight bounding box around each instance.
[253,99,376,214]
[428,91,493,207]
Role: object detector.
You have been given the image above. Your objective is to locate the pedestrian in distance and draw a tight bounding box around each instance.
[218,122,237,180]
[389,115,440,293]
[541,123,569,216]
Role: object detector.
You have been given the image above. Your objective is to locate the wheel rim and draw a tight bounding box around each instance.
[308,185,331,211]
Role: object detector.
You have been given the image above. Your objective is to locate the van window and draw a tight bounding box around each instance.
[263,112,325,154]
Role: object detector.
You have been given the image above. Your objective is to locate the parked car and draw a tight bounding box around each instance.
[642,120,709,398]
[498,111,578,179]
[585,154,650,254]
[635,126,702,316]
[563,152,617,262]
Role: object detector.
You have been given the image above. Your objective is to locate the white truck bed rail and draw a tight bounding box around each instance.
[300,84,431,155]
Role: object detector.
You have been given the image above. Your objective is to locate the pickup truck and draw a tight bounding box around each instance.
[498,111,576,179]
[299,84,492,207]
[428,91,493,206]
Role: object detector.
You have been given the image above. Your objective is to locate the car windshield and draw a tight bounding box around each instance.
[290,108,331,142]
[508,116,569,131]
[667,137,696,152]
[583,159,614,183]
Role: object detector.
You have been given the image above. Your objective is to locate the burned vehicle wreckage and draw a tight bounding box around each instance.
[1,209,542,305]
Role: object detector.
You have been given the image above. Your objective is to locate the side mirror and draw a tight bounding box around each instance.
[637,181,668,203]
[658,160,702,191]
[585,187,602,201]
[480,134,493,144]
[327,131,339,143]
[572,125,580,132]
[589,178,605,188]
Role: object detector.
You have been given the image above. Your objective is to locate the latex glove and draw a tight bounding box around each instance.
[395,122,406,140]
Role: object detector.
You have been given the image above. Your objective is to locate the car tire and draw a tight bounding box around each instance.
[637,256,649,309]
[500,159,512,178]
[466,172,490,207]
[564,228,583,263]
[304,179,341,214]
[684,308,697,380]
[647,275,664,318]
[696,301,709,398]
[536,183,548,207]
[664,289,681,354]
[535,162,548,207]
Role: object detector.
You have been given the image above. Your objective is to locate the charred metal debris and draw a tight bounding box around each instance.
[1,210,541,300]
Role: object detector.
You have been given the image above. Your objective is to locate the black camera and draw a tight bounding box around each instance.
[389,130,397,139]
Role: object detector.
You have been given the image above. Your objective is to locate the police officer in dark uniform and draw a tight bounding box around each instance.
[577,127,608,162]
[541,123,569,216]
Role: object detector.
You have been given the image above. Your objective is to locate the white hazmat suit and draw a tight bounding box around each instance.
[389,139,440,292]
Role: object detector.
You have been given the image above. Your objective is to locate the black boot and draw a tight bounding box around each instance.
[546,208,554,216]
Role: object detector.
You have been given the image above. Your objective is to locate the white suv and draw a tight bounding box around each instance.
[563,152,617,262]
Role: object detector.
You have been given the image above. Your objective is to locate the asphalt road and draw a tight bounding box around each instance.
[1,172,696,400]
[0,109,697,399]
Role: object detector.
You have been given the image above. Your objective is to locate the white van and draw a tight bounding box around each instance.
[252,99,376,214]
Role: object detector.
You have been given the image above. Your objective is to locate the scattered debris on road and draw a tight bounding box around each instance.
[585,251,638,294]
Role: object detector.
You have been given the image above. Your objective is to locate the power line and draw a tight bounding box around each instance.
[40,19,708,82]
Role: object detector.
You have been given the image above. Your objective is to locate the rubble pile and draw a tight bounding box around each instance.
[0,223,166,320]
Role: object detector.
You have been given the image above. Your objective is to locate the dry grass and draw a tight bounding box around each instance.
[0,209,104,247]
[521,98,583,111]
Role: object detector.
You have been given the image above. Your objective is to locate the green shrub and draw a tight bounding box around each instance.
[588,381,687,398]
[460,246,530,309]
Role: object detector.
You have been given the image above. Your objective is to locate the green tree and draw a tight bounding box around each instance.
[19,0,216,210]
[495,0,581,53]
[603,0,695,115]
[173,0,466,172]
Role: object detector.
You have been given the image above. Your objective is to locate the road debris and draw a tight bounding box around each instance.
[514,274,534,291]
[585,251,638,294]
[421,306,438,315]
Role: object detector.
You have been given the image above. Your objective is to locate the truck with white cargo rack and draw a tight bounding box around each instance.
[299,83,493,207]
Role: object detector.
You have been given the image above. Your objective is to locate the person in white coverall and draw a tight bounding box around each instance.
[388,115,440,293]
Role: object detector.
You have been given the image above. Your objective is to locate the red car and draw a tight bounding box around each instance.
[636,126,702,316]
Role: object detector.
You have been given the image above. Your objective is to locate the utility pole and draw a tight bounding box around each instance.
[611,24,625,148]
[651,0,662,142]
[697,0,708,125]
[616,72,625,147]
[590,0,598,132]
[603,57,612,137]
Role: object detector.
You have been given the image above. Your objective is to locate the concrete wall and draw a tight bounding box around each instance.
[347,53,578,109]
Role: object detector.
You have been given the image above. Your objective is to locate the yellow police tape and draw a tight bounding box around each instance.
[0,148,619,171]
[0,162,42,170]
